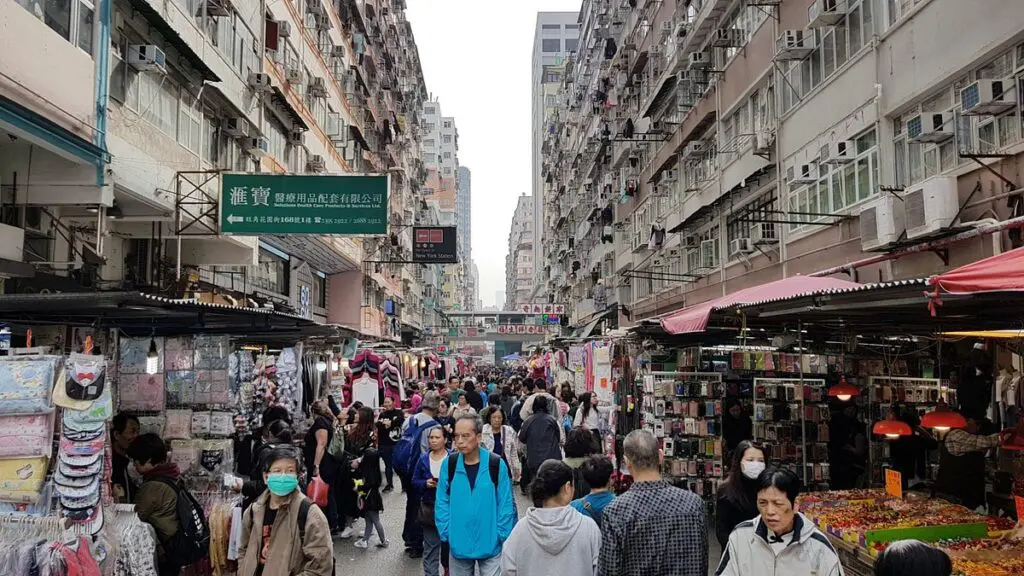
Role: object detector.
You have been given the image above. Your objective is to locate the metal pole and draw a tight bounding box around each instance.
[798,320,808,485]
[175,177,182,281]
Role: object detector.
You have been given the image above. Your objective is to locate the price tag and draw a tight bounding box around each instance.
[885,468,903,499]
[1015,495,1024,521]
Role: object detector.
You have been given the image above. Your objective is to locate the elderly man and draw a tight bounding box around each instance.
[436,414,517,576]
[598,429,708,576]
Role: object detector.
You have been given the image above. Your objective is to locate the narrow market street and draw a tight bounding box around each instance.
[332,488,530,573]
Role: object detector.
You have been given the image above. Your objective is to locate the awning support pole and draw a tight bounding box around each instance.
[798,319,808,486]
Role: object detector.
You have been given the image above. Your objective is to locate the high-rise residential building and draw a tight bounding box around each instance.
[496,290,507,311]
[506,194,535,310]
[541,0,1024,334]
[471,262,481,310]
[532,12,580,291]
[458,166,472,263]
[1,0,431,343]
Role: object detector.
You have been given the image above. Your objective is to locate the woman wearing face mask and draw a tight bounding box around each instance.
[238,446,334,576]
[715,440,766,547]
[236,419,294,511]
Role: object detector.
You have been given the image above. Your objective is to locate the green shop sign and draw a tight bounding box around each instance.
[220,173,389,235]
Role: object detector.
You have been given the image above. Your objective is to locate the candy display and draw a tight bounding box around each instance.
[798,489,1023,576]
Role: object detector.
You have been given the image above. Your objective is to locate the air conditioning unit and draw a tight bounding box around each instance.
[776,30,815,60]
[309,77,329,98]
[277,20,291,37]
[245,136,270,158]
[682,235,699,248]
[683,140,706,160]
[730,237,754,255]
[662,169,678,183]
[859,194,902,251]
[711,28,744,48]
[247,72,271,92]
[808,0,848,28]
[288,130,305,145]
[699,239,718,269]
[326,113,346,142]
[750,222,778,245]
[315,14,331,30]
[127,45,167,73]
[961,79,1016,116]
[787,163,818,185]
[906,112,953,143]
[820,140,854,164]
[307,155,326,173]
[306,0,326,18]
[223,117,250,138]
[904,176,959,240]
[677,69,708,85]
[331,44,346,59]
[689,52,710,70]
[286,67,304,85]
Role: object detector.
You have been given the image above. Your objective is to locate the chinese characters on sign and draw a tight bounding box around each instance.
[518,303,567,315]
[220,173,389,235]
[412,226,458,263]
[494,325,560,335]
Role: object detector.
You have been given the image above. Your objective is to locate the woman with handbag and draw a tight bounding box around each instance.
[338,406,376,539]
[413,427,451,576]
[305,400,340,532]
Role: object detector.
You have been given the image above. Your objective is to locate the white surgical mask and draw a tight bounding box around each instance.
[741,461,765,480]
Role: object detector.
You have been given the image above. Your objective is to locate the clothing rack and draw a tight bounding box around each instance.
[0,514,66,529]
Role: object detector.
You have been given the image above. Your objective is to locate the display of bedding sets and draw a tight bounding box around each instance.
[0,355,61,504]
[55,352,113,535]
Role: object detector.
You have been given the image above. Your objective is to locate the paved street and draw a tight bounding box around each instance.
[332,485,722,575]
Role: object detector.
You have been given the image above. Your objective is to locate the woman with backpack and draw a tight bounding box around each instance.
[519,396,563,490]
[238,446,334,576]
[339,406,376,539]
[353,447,388,549]
[413,427,450,576]
[481,406,521,484]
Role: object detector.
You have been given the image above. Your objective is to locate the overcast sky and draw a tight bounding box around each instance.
[405,0,581,308]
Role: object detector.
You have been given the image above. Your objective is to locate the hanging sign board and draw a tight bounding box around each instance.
[413,227,458,263]
[884,468,903,499]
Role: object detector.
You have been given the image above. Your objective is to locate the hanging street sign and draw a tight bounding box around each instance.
[518,303,567,315]
[220,173,389,235]
[413,226,458,263]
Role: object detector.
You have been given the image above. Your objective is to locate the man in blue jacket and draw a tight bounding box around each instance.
[436,413,518,576]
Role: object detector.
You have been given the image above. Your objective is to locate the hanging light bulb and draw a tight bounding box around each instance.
[330,357,340,372]
[316,359,328,372]
[419,358,426,369]
[146,338,159,375]
[827,376,860,402]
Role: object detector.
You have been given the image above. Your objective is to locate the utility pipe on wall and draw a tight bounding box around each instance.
[809,215,1024,278]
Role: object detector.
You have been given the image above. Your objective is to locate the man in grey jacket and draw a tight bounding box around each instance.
[716,467,844,576]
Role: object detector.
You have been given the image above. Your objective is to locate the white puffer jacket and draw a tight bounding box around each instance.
[715,513,844,576]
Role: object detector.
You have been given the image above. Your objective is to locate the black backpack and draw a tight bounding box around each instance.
[150,477,210,565]
[446,452,502,505]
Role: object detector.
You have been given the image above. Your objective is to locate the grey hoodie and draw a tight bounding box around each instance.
[501,505,601,576]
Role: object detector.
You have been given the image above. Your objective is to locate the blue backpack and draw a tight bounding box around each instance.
[394,416,438,475]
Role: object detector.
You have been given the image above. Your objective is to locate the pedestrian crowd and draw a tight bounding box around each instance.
[107,365,958,576]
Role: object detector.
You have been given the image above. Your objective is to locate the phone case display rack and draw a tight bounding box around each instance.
[866,376,953,484]
[753,377,831,489]
[641,371,725,513]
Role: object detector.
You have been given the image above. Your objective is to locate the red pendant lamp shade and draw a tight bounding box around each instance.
[827,376,860,402]
[873,419,913,439]
[920,410,967,432]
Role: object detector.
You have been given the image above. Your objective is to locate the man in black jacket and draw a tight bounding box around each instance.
[518,395,563,491]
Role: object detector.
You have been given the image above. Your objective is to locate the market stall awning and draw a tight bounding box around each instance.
[928,246,1024,297]
[0,291,351,340]
[660,275,862,335]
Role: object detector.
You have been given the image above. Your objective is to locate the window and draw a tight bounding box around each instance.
[443,151,451,159]
[312,272,327,308]
[565,38,579,52]
[544,71,562,83]
[886,0,924,29]
[256,246,290,296]
[15,0,95,56]
[266,118,288,166]
[442,134,452,144]
[727,192,777,257]
[565,24,579,30]
[178,92,202,154]
[542,39,561,53]
[424,106,436,115]
[781,0,873,115]
[790,129,879,233]
[130,73,180,137]
[443,120,452,129]
[541,24,561,30]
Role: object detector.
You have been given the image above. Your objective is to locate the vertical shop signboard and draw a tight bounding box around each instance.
[220,173,389,235]
[592,345,613,404]
[884,468,903,499]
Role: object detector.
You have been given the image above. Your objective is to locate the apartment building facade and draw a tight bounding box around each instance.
[1,0,431,342]
[541,0,1024,331]
[532,13,581,286]
[506,193,535,310]
[458,166,472,264]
